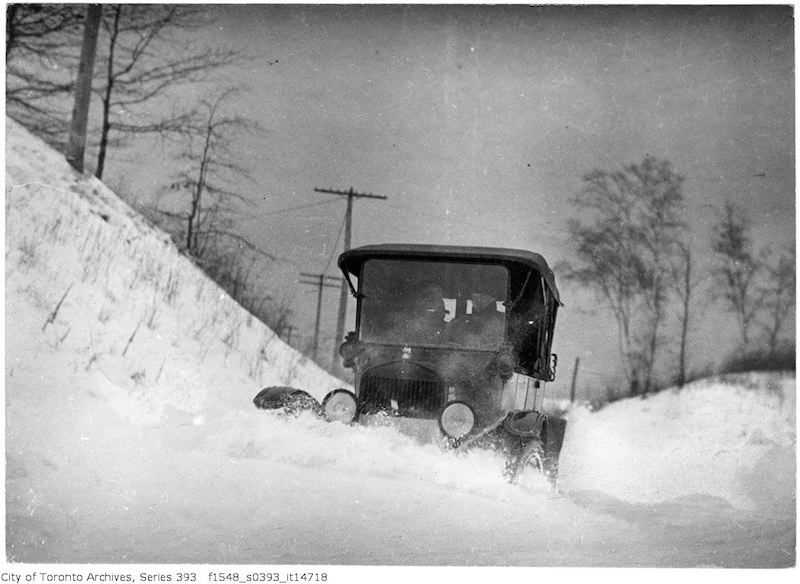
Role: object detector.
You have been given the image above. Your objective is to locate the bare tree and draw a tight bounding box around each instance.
[164,89,267,261]
[758,245,796,355]
[5,4,84,144]
[92,5,242,178]
[140,88,289,335]
[710,202,765,349]
[563,156,687,395]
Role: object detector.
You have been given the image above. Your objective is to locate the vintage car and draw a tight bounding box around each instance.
[254,243,566,484]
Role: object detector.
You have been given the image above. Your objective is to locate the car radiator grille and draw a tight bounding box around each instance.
[359,375,446,418]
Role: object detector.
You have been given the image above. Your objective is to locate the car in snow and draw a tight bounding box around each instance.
[255,243,566,484]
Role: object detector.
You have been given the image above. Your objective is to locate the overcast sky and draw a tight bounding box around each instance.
[128,4,794,390]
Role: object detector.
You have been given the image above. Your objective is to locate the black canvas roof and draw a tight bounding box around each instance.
[339,243,561,304]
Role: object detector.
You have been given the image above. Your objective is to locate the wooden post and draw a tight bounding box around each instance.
[569,356,580,404]
[300,272,339,362]
[65,5,101,172]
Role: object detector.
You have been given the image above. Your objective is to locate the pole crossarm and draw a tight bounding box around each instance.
[300,272,340,287]
[314,187,387,201]
[299,271,341,361]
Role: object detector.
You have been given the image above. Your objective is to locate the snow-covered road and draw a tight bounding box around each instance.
[5,325,795,566]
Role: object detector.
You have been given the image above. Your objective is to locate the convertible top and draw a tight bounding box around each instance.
[339,243,561,304]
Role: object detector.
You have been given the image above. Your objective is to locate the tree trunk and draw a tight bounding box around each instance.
[677,249,692,387]
[187,128,212,254]
[96,6,120,180]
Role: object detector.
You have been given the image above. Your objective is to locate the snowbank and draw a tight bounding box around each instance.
[560,373,796,514]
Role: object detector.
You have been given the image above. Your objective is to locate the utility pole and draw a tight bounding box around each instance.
[314,187,387,371]
[300,272,340,362]
[65,4,102,172]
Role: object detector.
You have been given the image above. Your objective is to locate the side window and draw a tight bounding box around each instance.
[442,298,456,322]
[508,274,547,373]
[465,300,506,315]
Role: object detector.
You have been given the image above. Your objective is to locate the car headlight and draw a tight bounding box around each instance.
[321,389,359,424]
[339,338,366,360]
[438,401,476,439]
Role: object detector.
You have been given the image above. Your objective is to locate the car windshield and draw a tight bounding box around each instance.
[360,259,508,348]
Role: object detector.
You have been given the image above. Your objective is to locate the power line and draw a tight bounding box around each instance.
[242,198,340,220]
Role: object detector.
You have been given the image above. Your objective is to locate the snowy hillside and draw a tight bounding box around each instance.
[4,118,346,410]
[4,118,796,569]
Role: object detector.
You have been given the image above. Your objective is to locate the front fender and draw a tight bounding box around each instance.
[455,409,546,452]
[502,410,547,439]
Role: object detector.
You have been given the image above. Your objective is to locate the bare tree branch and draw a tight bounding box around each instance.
[92,5,246,178]
[758,245,796,354]
[710,202,766,349]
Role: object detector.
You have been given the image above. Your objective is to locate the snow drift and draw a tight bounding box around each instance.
[562,374,795,515]
[4,118,796,567]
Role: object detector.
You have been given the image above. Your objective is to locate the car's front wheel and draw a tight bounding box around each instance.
[504,437,559,487]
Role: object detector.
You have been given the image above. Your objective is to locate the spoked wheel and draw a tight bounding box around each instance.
[504,439,544,483]
[543,442,560,488]
[505,439,558,488]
